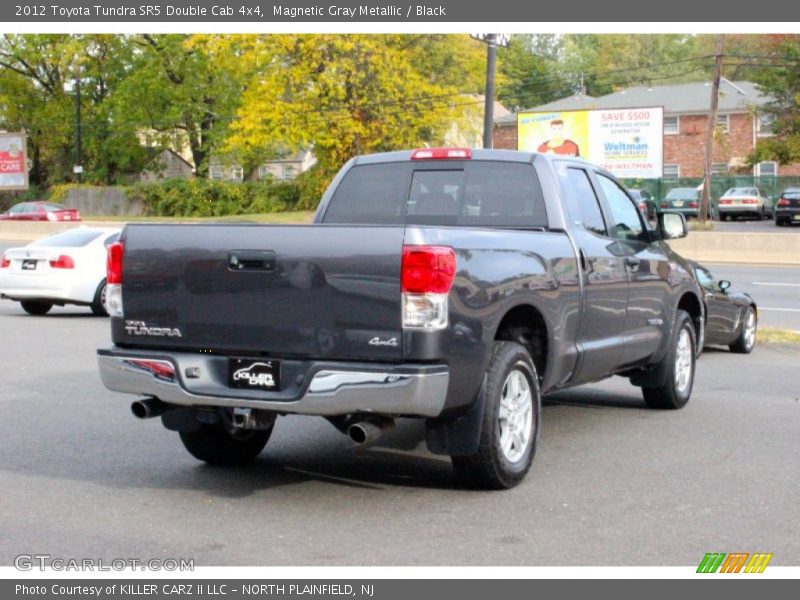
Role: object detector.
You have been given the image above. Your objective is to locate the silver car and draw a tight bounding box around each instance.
[717,187,770,220]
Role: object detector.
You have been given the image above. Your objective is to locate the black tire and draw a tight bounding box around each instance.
[20,300,53,316]
[641,310,696,410]
[730,306,757,354]
[179,423,272,466]
[90,279,108,316]
[451,342,541,490]
[695,316,705,358]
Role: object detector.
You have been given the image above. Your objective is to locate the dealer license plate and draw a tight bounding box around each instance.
[21,259,37,271]
[228,358,280,391]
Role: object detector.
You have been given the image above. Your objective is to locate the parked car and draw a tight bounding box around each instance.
[0,201,81,222]
[690,261,757,354]
[97,148,704,490]
[0,227,120,316]
[775,187,800,226]
[628,188,655,219]
[717,187,771,220]
[660,187,717,219]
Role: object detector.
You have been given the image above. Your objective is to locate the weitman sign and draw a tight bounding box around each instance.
[518,107,664,179]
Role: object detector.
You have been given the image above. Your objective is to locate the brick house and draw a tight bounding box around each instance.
[493,79,800,178]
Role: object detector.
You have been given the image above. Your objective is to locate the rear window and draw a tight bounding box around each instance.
[782,190,800,200]
[41,202,67,210]
[726,188,757,197]
[322,161,547,228]
[36,230,103,247]
[665,188,699,200]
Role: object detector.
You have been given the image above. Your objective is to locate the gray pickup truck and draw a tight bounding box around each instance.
[98,148,703,489]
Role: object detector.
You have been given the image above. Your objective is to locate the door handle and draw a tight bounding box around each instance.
[624,256,641,271]
[228,250,277,271]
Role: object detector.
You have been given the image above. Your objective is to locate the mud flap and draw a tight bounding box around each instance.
[425,378,486,456]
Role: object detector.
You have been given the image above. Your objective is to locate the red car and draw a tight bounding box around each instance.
[0,201,81,222]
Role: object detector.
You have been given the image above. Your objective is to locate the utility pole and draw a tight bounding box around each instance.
[700,35,725,225]
[482,34,497,149]
[470,34,509,149]
[75,73,82,184]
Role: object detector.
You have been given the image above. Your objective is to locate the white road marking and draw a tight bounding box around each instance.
[752,282,800,287]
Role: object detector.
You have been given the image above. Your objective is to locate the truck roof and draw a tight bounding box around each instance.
[351,148,592,168]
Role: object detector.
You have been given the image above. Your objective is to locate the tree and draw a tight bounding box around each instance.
[748,37,800,166]
[113,34,244,177]
[496,35,569,110]
[219,34,485,181]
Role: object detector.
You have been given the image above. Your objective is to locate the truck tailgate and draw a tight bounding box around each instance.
[115,224,404,361]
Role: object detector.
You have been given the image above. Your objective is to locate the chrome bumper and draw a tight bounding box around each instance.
[97,349,449,418]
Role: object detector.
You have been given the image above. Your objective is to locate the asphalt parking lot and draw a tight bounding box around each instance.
[0,296,798,567]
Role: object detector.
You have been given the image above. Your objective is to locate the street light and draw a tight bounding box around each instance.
[470,34,510,149]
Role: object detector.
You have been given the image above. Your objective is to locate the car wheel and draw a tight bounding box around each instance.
[641,310,696,410]
[179,423,272,466]
[90,279,108,316]
[451,342,541,490]
[730,306,757,354]
[20,300,53,316]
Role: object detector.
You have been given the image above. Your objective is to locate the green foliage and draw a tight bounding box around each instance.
[129,178,299,217]
[748,37,800,167]
[294,164,335,211]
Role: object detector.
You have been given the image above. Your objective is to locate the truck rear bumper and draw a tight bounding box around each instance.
[97,348,449,418]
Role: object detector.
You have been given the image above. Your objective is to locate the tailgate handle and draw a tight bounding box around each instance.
[228,250,276,272]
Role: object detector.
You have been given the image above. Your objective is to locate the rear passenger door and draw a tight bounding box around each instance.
[557,163,628,383]
[593,172,671,367]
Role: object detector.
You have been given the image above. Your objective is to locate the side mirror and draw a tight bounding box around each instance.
[658,211,688,240]
[718,280,731,292]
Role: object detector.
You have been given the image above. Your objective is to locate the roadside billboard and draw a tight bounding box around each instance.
[0,132,29,190]
[518,107,664,179]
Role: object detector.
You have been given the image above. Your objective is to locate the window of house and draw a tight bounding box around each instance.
[757,114,774,137]
[710,162,728,176]
[258,165,272,179]
[209,166,223,180]
[230,167,244,181]
[756,161,777,177]
[664,115,679,135]
[282,165,297,180]
[663,164,680,179]
[716,113,730,133]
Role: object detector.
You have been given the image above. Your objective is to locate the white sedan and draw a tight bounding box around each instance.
[0,227,120,316]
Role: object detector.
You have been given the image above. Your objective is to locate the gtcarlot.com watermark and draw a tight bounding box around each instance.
[14,554,194,572]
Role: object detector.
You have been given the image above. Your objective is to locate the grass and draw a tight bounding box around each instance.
[82,211,315,224]
[759,328,800,345]
[688,220,716,231]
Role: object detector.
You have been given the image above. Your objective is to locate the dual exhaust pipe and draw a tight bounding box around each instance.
[133,398,394,446]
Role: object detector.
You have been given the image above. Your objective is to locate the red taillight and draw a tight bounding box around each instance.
[689,201,698,208]
[49,255,74,269]
[107,241,124,284]
[410,148,471,160]
[661,202,668,208]
[1,255,9,269]
[741,198,758,205]
[125,359,175,382]
[719,199,732,205]
[401,246,456,294]
[777,198,790,206]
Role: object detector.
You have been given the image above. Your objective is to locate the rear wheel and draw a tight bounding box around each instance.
[451,342,541,490]
[20,300,53,316]
[179,423,272,466]
[90,279,108,316]
[730,306,757,354]
[641,310,696,410]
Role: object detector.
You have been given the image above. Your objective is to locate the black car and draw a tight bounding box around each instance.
[775,187,800,227]
[690,261,757,354]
